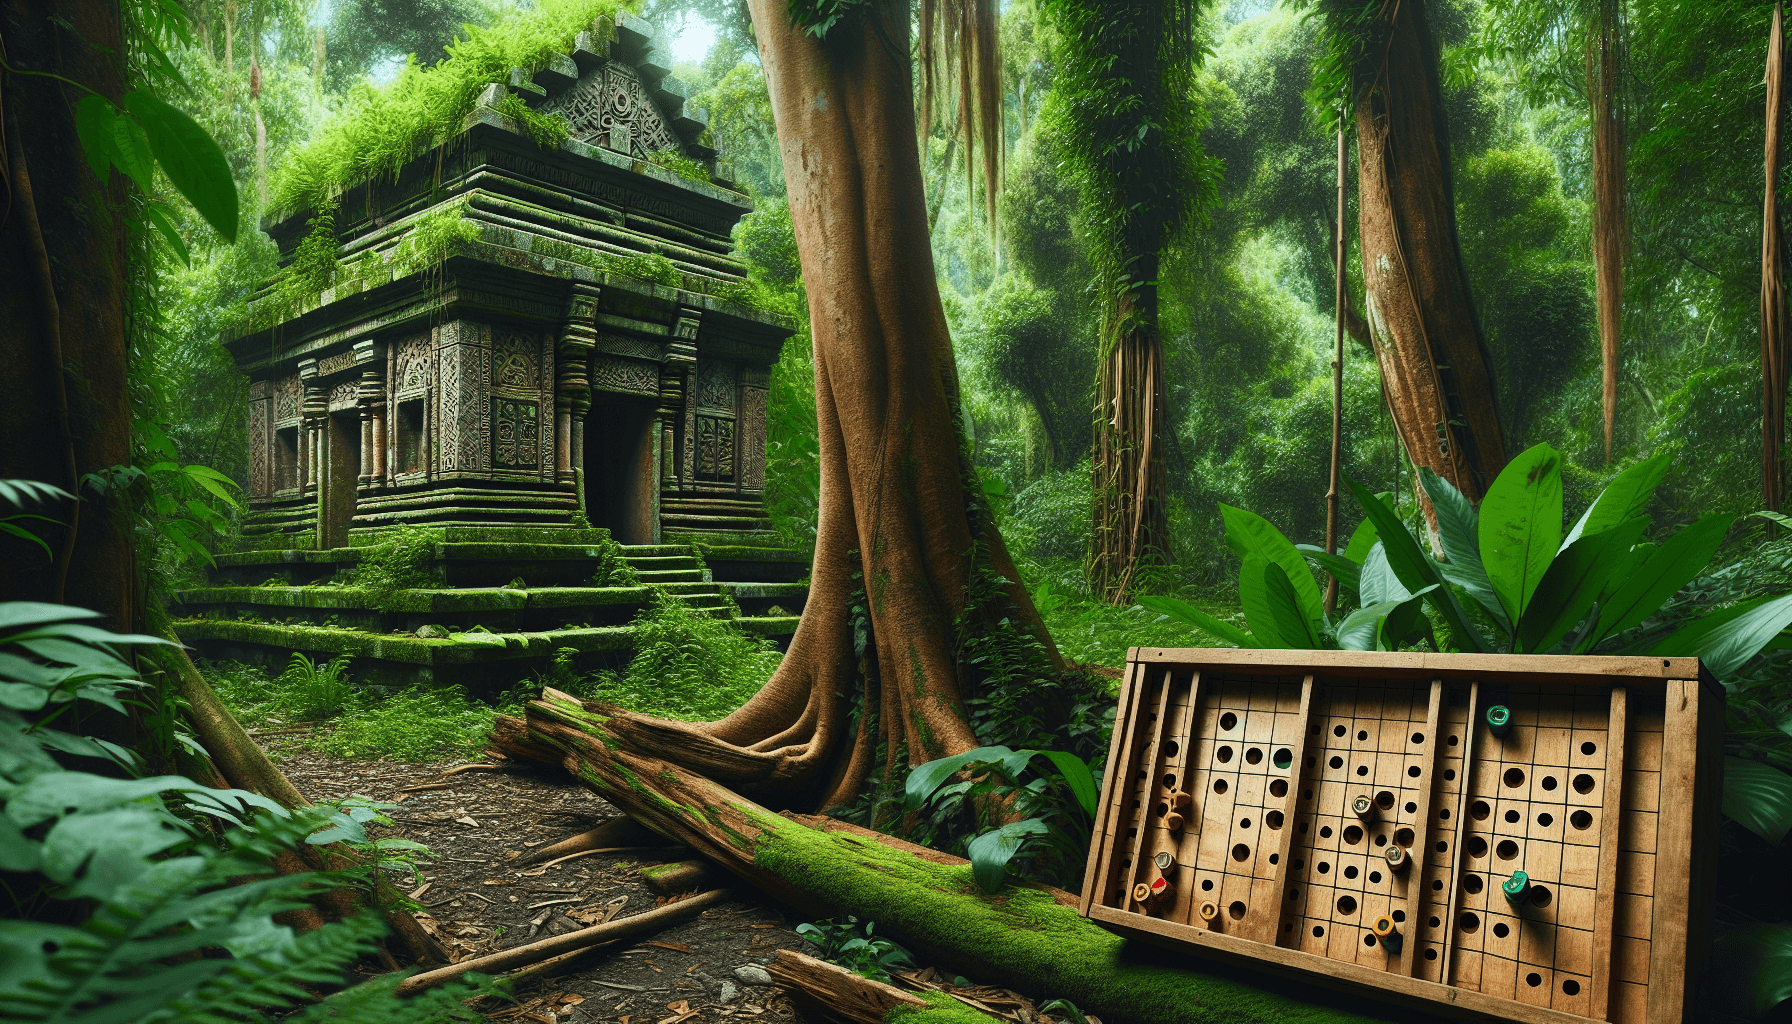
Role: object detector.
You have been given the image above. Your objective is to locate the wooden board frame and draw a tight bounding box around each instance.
[1081,649,1721,1024]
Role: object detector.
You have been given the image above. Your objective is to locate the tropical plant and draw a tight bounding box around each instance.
[0,601,492,1019]
[0,480,73,562]
[794,916,914,982]
[278,652,357,721]
[904,745,1099,893]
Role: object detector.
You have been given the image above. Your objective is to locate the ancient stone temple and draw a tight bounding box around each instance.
[171,14,807,689]
[232,12,791,547]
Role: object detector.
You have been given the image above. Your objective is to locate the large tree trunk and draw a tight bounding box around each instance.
[487,691,1390,1024]
[0,2,137,627]
[581,0,1061,816]
[1764,3,1788,516]
[1590,0,1627,464]
[1089,253,1169,605]
[1353,0,1507,526]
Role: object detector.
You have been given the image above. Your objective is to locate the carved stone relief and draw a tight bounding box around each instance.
[328,381,359,410]
[317,351,357,377]
[494,398,540,469]
[275,376,303,424]
[395,333,433,393]
[738,386,766,489]
[695,414,734,482]
[249,398,270,496]
[593,355,660,395]
[494,328,542,390]
[696,360,736,412]
[541,62,680,159]
[439,337,490,473]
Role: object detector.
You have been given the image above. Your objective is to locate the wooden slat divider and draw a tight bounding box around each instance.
[1437,681,1482,986]
[1396,678,1446,977]
[1251,673,1315,944]
[1080,658,1143,914]
[1589,685,1628,1019]
[1647,679,1705,1024]
[1118,666,1183,912]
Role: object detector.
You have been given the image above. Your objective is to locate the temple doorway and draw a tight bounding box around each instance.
[585,396,657,545]
[322,411,360,548]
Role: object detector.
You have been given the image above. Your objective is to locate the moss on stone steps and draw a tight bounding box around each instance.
[171,618,638,664]
[744,811,1383,1024]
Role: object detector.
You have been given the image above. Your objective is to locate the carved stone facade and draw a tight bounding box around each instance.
[229,14,790,544]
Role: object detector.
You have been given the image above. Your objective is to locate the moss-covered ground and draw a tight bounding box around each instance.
[744,810,1387,1024]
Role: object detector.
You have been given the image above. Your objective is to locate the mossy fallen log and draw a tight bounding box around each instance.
[487,691,1392,1024]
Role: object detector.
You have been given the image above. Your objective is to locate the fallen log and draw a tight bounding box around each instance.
[486,692,1391,1024]
[767,949,932,1023]
[394,887,732,995]
[638,858,720,896]
[512,815,659,866]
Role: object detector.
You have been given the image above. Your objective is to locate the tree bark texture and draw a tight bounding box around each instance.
[0,1,137,627]
[1089,254,1169,606]
[1353,0,1507,521]
[1765,3,1788,515]
[1590,0,1627,464]
[562,0,1061,816]
[486,691,1388,1024]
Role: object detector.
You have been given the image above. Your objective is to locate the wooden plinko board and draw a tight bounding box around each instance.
[1079,649,1720,1024]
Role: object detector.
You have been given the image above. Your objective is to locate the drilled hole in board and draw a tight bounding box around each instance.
[1334,725,1346,737]
[1394,827,1414,847]
[1505,809,1521,824]
[1376,790,1396,809]
[1526,973,1543,988]
[1288,887,1299,901]
[1492,921,1511,939]
[1269,779,1289,798]
[1164,740,1180,758]
[1574,773,1596,794]
[1284,922,1294,933]
[1581,741,1597,756]
[1406,801,1418,814]
[1343,826,1364,845]
[1496,839,1520,861]
[1503,767,1527,788]
[1228,901,1247,920]
[1435,840,1449,853]
[1299,821,1309,835]
[1329,756,1344,770]
[1570,809,1593,830]
[1293,858,1305,870]
[1375,833,1388,847]
[1163,773,1178,789]
[1356,765,1370,777]
[1337,895,1358,916]
[1216,745,1232,764]
[1471,800,1491,820]
[1459,912,1480,934]
[1318,861,1332,874]
[1438,808,1451,820]
[1541,775,1559,792]
[1320,825,1334,839]
[1411,731,1425,744]
[1393,910,1405,923]
[1463,874,1483,894]
[1425,948,1439,961]
[1344,865,1359,879]
[1220,712,1239,731]
[1563,980,1582,996]
[1266,811,1285,830]
[1273,748,1293,769]
[1239,817,1253,830]
[1213,778,1229,794]
[1202,879,1214,891]
[1537,812,1555,828]
[1155,802,1169,818]
[1246,748,1264,766]
[1445,769,1456,781]
[1232,843,1251,862]
[1270,853,1280,864]
[1313,926,1326,938]
[1448,734,1459,746]
[1467,836,1488,858]
[1369,870,1383,883]
[1431,880,1443,892]
[1357,729,1369,741]
[1531,885,1553,908]
[1428,915,1441,928]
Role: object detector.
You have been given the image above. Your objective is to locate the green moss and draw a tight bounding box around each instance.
[645,148,713,185]
[742,810,1386,1024]
[885,991,1004,1024]
[495,91,573,149]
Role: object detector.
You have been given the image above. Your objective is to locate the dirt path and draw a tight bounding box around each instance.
[278,752,804,1022]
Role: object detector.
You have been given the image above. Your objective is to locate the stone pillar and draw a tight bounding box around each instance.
[665,304,702,493]
[354,339,385,489]
[298,358,325,543]
[557,284,599,495]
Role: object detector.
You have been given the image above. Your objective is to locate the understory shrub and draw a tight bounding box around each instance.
[340,525,440,608]
[572,589,781,720]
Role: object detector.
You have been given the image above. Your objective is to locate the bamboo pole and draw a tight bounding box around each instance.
[1765,2,1788,516]
[1325,111,1347,615]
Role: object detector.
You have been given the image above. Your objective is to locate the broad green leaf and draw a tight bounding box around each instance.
[1336,586,1436,652]
[1516,517,1649,654]
[143,201,190,266]
[1135,595,1259,648]
[0,814,38,872]
[1419,467,1509,633]
[1345,476,1490,652]
[1358,543,1412,606]
[1722,757,1792,844]
[1263,561,1320,649]
[1479,443,1564,626]
[1220,504,1324,626]
[1566,453,1671,549]
[0,602,104,632]
[1238,557,1296,648]
[123,90,238,241]
[1297,544,1360,595]
[904,746,1014,809]
[1755,510,1792,532]
[966,818,1053,893]
[1341,498,1390,563]
[42,808,190,898]
[1038,751,1099,819]
[1710,923,1792,1018]
[1583,514,1734,650]
[1648,593,1792,683]
[74,95,153,193]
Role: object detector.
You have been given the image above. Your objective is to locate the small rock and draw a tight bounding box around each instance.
[732,965,773,987]
[717,981,742,1005]
[416,624,449,638]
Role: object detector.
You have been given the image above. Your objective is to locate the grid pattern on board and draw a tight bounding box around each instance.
[1282,680,1434,970]
[1445,687,1614,1016]
[1611,693,1665,1024]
